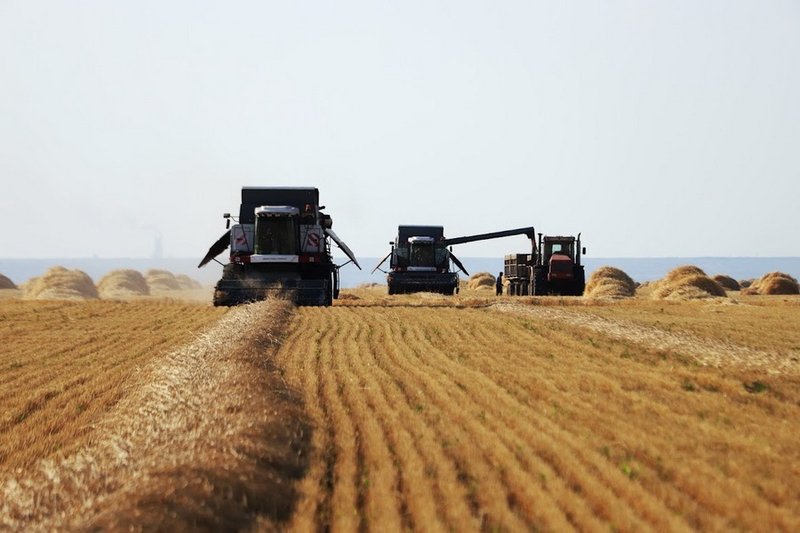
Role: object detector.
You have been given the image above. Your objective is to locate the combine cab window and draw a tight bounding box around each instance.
[254,217,297,255]
[393,245,410,268]
[410,242,435,267]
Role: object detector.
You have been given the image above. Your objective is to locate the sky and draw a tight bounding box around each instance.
[1,0,798,260]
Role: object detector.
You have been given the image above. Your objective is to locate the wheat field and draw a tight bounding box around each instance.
[0,299,226,470]
[2,291,800,530]
[277,298,800,531]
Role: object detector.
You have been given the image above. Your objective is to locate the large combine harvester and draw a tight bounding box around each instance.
[373,225,536,295]
[198,187,361,306]
[504,233,586,296]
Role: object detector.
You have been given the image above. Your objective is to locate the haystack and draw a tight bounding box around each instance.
[175,274,203,290]
[651,266,726,300]
[747,272,799,295]
[23,266,99,300]
[145,269,183,291]
[97,269,150,298]
[712,274,741,291]
[584,266,636,298]
[0,274,16,289]
[467,272,496,290]
[664,265,707,284]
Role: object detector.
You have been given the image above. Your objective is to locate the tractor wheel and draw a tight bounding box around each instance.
[532,272,547,296]
[574,268,586,296]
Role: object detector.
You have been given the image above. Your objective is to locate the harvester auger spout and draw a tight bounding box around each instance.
[198,187,360,307]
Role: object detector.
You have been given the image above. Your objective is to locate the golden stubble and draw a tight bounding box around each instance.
[0,299,310,531]
[276,291,800,532]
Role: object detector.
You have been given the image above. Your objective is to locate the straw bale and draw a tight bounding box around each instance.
[175,274,203,290]
[97,269,150,298]
[739,279,754,289]
[467,272,496,290]
[145,269,183,291]
[584,266,636,298]
[712,274,740,291]
[23,266,98,300]
[585,279,634,299]
[664,265,707,283]
[751,272,799,295]
[0,274,16,289]
[651,266,726,300]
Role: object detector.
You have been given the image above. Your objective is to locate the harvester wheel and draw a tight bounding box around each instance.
[213,289,230,307]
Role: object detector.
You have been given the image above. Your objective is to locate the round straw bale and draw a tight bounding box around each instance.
[0,274,16,289]
[585,279,634,298]
[712,274,740,291]
[97,269,150,298]
[651,267,726,300]
[585,266,636,298]
[145,269,182,291]
[752,272,799,295]
[739,279,754,289]
[664,265,707,283]
[175,274,203,290]
[467,272,496,290]
[23,266,98,300]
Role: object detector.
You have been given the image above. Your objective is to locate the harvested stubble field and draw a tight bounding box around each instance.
[0,300,226,470]
[2,289,800,531]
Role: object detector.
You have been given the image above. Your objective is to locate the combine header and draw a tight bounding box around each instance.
[373,225,536,295]
[198,187,360,306]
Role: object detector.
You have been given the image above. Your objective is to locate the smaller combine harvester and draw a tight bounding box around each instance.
[198,187,360,306]
[504,233,586,296]
[373,225,536,295]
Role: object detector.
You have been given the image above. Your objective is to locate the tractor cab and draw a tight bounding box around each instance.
[543,237,577,281]
[543,237,575,261]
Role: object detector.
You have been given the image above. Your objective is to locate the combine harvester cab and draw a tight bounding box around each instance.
[198,187,360,306]
[505,233,586,296]
[380,226,459,295]
[374,225,536,295]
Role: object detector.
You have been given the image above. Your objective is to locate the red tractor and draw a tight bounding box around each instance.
[504,233,586,296]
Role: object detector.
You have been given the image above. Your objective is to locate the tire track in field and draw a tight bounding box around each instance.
[277,306,692,531]
[494,302,800,373]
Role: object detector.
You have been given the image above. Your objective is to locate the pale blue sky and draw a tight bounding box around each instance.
[1,1,798,259]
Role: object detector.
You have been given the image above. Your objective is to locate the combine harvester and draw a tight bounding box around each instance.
[373,225,536,295]
[504,233,586,295]
[199,187,360,306]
